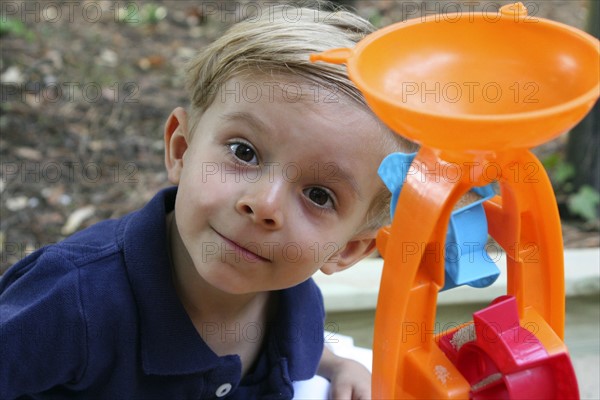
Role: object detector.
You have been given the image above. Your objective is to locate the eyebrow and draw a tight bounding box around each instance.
[219,111,271,136]
[323,163,362,200]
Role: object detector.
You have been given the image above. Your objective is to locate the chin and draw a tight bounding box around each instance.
[207,272,259,295]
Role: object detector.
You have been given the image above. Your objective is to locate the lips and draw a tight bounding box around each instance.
[214,230,271,263]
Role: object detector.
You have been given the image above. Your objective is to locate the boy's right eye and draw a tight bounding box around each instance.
[228,142,258,165]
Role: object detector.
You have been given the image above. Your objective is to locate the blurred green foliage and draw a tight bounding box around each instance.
[0,17,34,41]
[114,3,167,25]
[544,154,600,226]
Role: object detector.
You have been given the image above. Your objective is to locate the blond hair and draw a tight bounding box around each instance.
[184,1,417,232]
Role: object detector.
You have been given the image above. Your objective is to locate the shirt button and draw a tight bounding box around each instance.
[215,383,232,397]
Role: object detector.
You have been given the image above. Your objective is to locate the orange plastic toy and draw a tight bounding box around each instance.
[311,2,599,399]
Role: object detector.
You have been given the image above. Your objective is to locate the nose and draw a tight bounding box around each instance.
[235,180,285,230]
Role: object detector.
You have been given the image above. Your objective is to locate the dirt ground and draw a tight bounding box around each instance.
[1,0,597,272]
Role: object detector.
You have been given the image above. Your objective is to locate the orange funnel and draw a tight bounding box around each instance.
[311,4,599,152]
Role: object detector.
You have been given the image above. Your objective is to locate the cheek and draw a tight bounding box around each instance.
[173,179,216,236]
[178,165,238,209]
[281,231,344,268]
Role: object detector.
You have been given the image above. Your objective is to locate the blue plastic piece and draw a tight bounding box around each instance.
[378,152,500,291]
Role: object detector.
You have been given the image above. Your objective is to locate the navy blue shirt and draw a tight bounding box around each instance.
[1,187,325,399]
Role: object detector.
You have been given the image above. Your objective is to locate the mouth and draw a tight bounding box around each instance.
[214,229,272,263]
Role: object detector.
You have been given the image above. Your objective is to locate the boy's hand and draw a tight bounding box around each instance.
[317,347,371,399]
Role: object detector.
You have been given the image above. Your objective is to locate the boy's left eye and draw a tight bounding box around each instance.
[228,142,258,164]
[303,187,334,209]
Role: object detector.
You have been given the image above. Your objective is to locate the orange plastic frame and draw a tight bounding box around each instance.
[373,147,569,398]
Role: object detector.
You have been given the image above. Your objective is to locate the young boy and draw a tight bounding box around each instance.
[1,3,415,399]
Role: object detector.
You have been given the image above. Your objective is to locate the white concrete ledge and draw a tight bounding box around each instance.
[314,248,600,312]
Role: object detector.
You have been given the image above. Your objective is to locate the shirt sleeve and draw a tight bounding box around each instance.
[0,248,87,399]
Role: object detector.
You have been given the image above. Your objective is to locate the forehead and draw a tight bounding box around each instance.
[214,76,387,145]
[209,73,355,107]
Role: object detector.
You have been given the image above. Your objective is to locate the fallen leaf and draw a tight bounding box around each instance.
[0,66,25,84]
[6,196,28,211]
[61,206,96,235]
[96,49,119,67]
[15,147,43,161]
[138,55,166,70]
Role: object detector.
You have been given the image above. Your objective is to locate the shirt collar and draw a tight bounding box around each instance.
[119,186,240,376]
[271,280,325,381]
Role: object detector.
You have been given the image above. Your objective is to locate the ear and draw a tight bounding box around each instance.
[320,234,377,275]
[164,107,190,185]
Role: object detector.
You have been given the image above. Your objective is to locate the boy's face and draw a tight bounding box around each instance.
[165,76,389,294]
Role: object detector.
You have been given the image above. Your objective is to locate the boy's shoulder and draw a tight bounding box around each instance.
[0,217,122,294]
[0,188,178,398]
